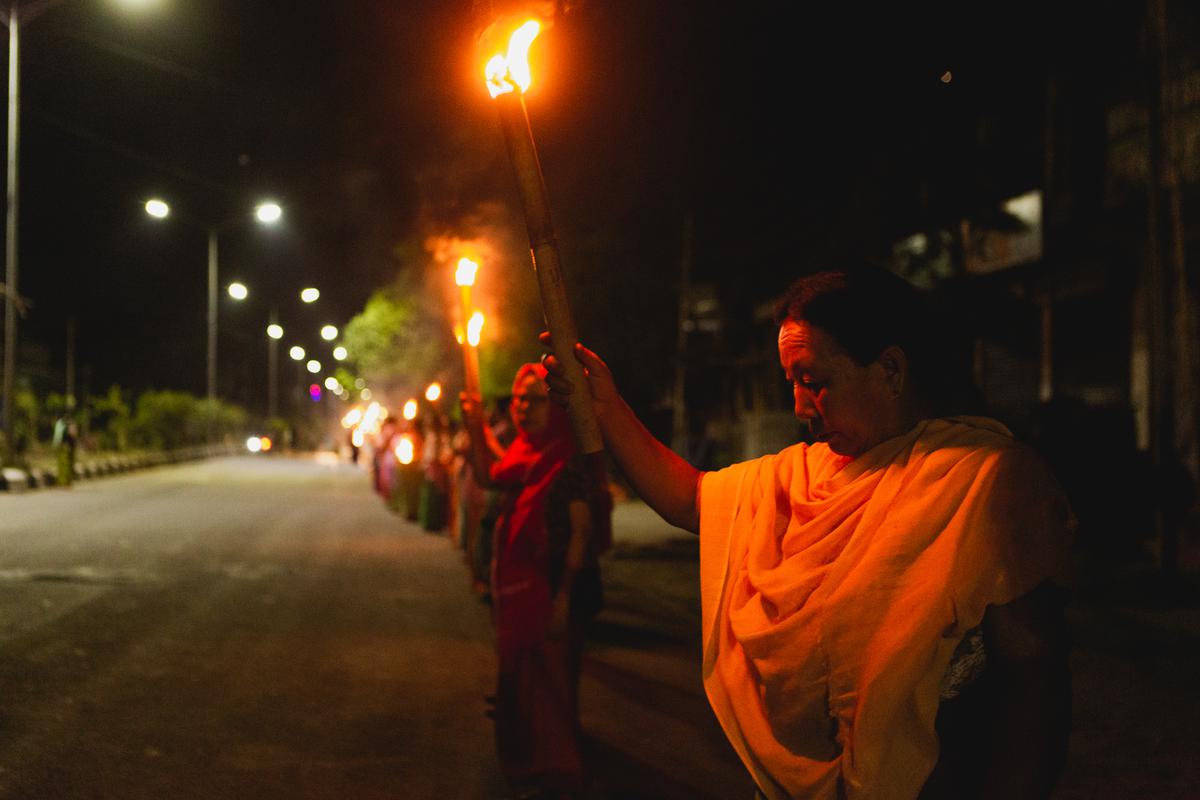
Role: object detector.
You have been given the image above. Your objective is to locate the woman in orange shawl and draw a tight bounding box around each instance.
[543,269,1072,799]
[463,363,606,799]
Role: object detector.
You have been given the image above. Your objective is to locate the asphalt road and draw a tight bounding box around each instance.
[0,455,750,800]
[7,454,1186,799]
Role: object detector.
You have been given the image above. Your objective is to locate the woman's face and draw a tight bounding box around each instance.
[778,319,902,458]
[511,373,551,436]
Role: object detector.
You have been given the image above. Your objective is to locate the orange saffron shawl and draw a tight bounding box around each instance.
[698,417,1072,799]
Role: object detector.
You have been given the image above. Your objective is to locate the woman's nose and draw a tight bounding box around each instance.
[794,387,817,419]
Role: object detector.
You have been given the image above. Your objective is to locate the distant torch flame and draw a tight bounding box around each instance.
[396,435,415,465]
[342,407,364,429]
[455,257,479,287]
[485,20,541,98]
[467,311,485,347]
[455,326,465,345]
[425,382,442,402]
[403,399,418,420]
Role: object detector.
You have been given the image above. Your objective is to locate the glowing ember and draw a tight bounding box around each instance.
[425,382,442,402]
[455,257,480,287]
[396,435,415,465]
[403,399,418,420]
[467,311,485,347]
[484,20,540,98]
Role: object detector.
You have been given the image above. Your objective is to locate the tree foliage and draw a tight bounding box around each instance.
[130,390,247,450]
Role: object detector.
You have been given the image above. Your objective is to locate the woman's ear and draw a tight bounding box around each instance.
[877,345,907,398]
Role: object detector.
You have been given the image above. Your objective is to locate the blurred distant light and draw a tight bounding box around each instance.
[425,382,442,402]
[351,427,365,448]
[246,436,263,453]
[267,324,284,340]
[320,325,338,341]
[940,70,953,84]
[300,287,320,303]
[360,388,372,401]
[1003,190,1041,226]
[289,346,306,361]
[255,202,283,224]
[332,345,348,361]
[306,359,321,374]
[354,378,365,389]
[259,436,273,452]
[144,198,170,219]
[342,407,364,428]
[324,376,339,391]
[396,435,415,465]
[228,282,248,301]
[403,399,418,420]
[309,384,322,401]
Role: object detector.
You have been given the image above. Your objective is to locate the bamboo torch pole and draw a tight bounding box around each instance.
[492,87,603,456]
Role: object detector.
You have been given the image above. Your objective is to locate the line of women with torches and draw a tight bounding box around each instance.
[338,255,611,798]
[341,382,507,597]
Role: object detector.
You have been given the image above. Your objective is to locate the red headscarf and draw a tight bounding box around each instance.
[490,363,576,545]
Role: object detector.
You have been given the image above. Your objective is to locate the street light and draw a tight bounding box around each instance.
[300,287,319,303]
[255,202,282,224]
[144,198,282,433]
[289,346,306,361]
[306,359,321,374]
[1,0,157,455]
[266,324,283,340]
[144,198,169,219]
[320,324,337,341]
[332,345,348,361]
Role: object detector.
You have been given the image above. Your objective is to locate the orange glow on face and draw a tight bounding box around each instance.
[484,20,541,98]
[455,257,479,287]
[425,382,442,402]
[467,311,485,347]
[396,435,415,465]
[403,399,418,420]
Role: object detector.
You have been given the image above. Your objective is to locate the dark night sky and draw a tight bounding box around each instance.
[7,0,1099,413]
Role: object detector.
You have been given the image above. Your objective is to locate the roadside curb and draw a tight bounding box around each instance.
[1,445,239,493]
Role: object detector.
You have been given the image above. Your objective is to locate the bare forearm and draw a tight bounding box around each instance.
[465,414,504,487]
[598,394,702,533]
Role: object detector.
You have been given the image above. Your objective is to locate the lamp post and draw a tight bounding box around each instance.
[145,198,281,435]
[266,317,283,419]
[1,0,156,457]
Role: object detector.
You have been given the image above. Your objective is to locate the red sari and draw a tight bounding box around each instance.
[489,364,586,792]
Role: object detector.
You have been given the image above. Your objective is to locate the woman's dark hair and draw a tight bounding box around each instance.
[774,267,977,414]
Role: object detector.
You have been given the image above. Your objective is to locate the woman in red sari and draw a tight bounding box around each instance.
[462,363,606,800]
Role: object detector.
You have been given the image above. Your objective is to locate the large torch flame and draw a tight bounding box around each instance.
[484,20,541,98]
[403,399,418,420]
[467,311,486,347]
[455,257,479,287]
